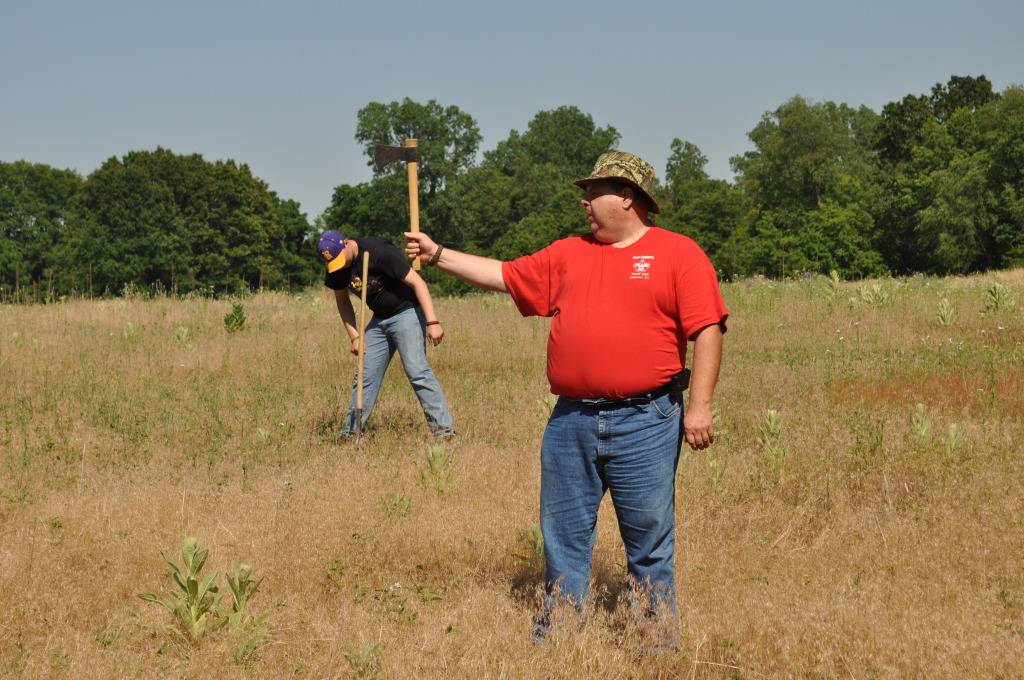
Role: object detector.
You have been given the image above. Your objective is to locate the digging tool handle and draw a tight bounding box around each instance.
[356,251,370,435]
[404,139,421,271]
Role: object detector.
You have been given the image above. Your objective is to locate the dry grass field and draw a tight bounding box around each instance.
[1,270,1023,678]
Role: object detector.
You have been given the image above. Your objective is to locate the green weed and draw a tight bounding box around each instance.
[373,583,417,624]
[421,445,452,496]
[944,423,964,461]
[514,523,545,568]
[224,303,246,333]
[95,627,120,647]
[983,283,1015,314]
[324,559,349,591]
[138,537,268,661]
[707,454,725,489]
[226,563,269,664]
[853,282,890,308]
[910,403,932,440]
[756,409,788,481]
[414,585,442,603]
[343,642,382,679]
[823,270,842,299]
[138,537,225,644]
[382,494,412,519]
[756,409,782,446]
[849,416,885,470]
[936,298,955,326]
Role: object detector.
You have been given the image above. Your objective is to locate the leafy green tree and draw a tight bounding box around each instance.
[665,139,709,185]
[929,75,998,123]
[429,166,516,253]
[873,75,1004,274]
[456,106,618,260]
[729,97,884,278]
[733,97,877,211]
[484,106,619,178]
[356,98,481,198]
[914,153,993,274]
[976,86,1024,267]
[57,148,311,295]
[659,138,745,267]
[0,161,83,295]
[321,178,408,241]
[875,94,933,166]
[326,98,482,246]
[57,150,191,294]
[271,194,318,289]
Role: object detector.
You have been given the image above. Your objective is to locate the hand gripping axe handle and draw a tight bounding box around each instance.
[374,138,422,270]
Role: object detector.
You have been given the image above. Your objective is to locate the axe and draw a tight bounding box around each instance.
[374,138,422,270]
[355,250,370,444]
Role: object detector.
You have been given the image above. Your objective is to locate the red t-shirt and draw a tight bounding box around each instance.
[501,227,728,398]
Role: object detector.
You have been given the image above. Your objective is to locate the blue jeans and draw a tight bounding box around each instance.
[538,391,683,628]
[342,306,454,437]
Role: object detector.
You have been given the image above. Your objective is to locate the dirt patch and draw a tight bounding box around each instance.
[830,367,1023,415]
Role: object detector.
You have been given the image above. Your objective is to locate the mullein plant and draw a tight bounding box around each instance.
[422,445,452,496]
[226,564,270,663]
[224,303,246,333]
[139,537,225,644]
[139,537,268,659]
[983,282,1015,314]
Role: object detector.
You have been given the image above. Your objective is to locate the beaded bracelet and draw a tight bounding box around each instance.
[427,244,444,266]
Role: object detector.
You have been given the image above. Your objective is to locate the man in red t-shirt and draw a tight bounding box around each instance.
[406,151,727,639]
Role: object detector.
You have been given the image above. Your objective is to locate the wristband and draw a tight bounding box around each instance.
[428,244,444,267]
[425,321,440,327]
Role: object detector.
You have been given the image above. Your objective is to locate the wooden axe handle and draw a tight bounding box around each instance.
[356,250,370,413]
[404,138,421,271]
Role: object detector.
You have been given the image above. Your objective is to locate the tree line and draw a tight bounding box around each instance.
[3,74,1022,300]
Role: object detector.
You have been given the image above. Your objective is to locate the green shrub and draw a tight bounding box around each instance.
[224,303,246,333]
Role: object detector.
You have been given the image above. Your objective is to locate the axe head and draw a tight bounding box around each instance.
[373,144,419,171]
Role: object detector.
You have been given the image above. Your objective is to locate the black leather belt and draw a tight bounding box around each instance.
[567,370,690,408]
[572,383,674,407]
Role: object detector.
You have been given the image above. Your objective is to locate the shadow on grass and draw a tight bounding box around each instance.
[507,559,632,615]
[314,411,344,439]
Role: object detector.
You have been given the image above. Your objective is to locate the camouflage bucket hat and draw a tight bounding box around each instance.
[574,151,660,214]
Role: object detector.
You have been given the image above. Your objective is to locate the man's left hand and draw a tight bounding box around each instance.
[426,323,444,347]
[684,402,714,450]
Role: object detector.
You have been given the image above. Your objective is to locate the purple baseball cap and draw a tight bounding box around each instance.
[317,230,348,273]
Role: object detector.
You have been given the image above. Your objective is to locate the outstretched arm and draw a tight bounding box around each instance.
[405,232,507,293]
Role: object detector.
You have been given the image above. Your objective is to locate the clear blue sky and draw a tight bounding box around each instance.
[2,0,1022,221]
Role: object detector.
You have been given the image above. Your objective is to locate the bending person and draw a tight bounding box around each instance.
[318,230,454,439]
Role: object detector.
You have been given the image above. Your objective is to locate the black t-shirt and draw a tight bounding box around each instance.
[324,236,419,319]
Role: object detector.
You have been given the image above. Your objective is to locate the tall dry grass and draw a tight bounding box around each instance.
[0,271,1022,678]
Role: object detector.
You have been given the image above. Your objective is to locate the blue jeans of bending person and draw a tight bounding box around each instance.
[537,390,683,632]
[342,306,454,437]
